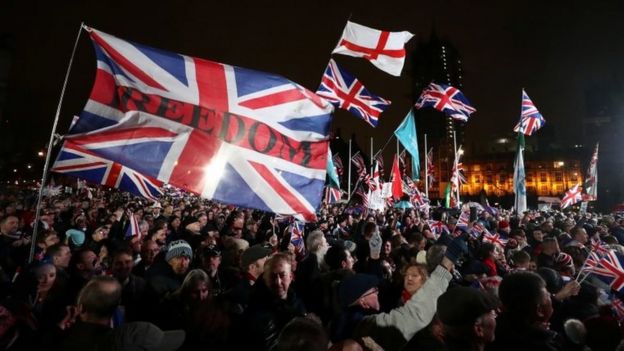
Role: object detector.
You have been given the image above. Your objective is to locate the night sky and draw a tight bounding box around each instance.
[2,0,624,159]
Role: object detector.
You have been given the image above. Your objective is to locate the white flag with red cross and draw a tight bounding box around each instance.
[332,21,414,76]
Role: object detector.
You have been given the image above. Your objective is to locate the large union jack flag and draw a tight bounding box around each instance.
[513,90,545,136]
[415,82,476,122]
[55,26,334,222]
[52,141,163,200]
[316,59,390,128]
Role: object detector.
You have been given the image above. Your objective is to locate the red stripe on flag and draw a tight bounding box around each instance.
[239,88,306,110]
[90,31,166,91]
[339,40,405,59]
[104,162,123,187]
[250,161,317,222]
[168,130,221,194]
[193,58,229,111]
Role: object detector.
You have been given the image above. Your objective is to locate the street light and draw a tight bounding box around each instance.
[37,151,44,157]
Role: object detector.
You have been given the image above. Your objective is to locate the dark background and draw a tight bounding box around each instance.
[1,0,623,207]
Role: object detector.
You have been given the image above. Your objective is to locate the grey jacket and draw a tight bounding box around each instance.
[354,265,452,350]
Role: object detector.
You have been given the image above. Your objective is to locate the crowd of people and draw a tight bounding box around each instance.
[1,183,624,350]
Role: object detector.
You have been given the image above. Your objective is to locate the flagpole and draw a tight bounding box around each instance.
[29,22,84,264]
[453,130,460,208]
[424,133,429,198]
[348,139,352,201]
[370,137,374,174]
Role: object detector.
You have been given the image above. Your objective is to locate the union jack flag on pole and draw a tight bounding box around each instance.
[415,82,476,122]
[289,219,306,256]
[561,184,583,209]
[52,140,163,200]
[55,26,334,222]
[316,59,390,128]
[513,90,546,136]
[332,21,414,76]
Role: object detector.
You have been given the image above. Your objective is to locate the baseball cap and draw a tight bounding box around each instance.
[241,244,272,268]
[113,322,185,351]
[437,286,499,326]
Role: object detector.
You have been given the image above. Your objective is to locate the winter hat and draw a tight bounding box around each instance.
[65,228,85,246]
[166,240,193,262]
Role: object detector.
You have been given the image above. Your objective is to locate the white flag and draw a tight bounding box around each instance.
[332,21,413,76]
[513,146,527,213]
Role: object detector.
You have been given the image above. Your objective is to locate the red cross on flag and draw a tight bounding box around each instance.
[561,184,583,209]
[332,21,414,76]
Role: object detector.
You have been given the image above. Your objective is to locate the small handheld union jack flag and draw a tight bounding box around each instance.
[289,219,306,256]
[124,213,141,240]
[513,90,546,136]
[589,251,624,293]
[426,220,449,240]
[317,59,391,128]
[612,297,624,321]
[483,232,508,248]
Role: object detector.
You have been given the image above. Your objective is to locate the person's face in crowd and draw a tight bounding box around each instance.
[152,228,167,246]
[542,222,553,233]
[346,215,353,226]
[269,233,279,247]
[231,218,244,238]
[265,261,293,300]
[404,266,426,295]
[92,228,106,242]
[198,214,208,227]
[532,230,544,243]
[536,287,554,329]
[169,256,191,275]
[36,264,57,294]
[208,255,221,272]
[475,309,497,343]
[43,233,59,248]
[247,221,258,234]
[142,241,160,265]
[574,228,589,244]
[1,216,18,235]
[171,217,181,229]
[358,287,380,311]
[250,256,268,277]
[343,250,355,270]
[53,246,72,268]
[164,205,173,217]
[216,216,225,226]
[513,231,527,246]
[112,253,134,281]
[152,207,161,218]
[189,281,210,302]
[130,236,142,254]
[529,260,538,271]
[139,223,149,239]
[207,211,214,221]
[383,240,392,256]
[79,250,100,276]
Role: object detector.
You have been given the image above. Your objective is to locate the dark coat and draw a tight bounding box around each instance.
[243,280,306,351]
[487,313,564,351]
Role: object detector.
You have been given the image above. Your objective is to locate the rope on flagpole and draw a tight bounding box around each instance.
[373,133,397,159]
[29,22,85,263]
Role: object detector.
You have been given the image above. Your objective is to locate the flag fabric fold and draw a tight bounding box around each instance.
[54,26,334,222]
[316,59,390,128]
[332,21,414,76]
[415,82,476,122]
[513,89,546,136]
[394,110,420,180]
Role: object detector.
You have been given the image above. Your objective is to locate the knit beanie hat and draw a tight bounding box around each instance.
[166,240,193,262]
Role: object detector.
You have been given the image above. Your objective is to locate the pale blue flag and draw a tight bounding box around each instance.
[394,110,420,179]
[327,148,340,189]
